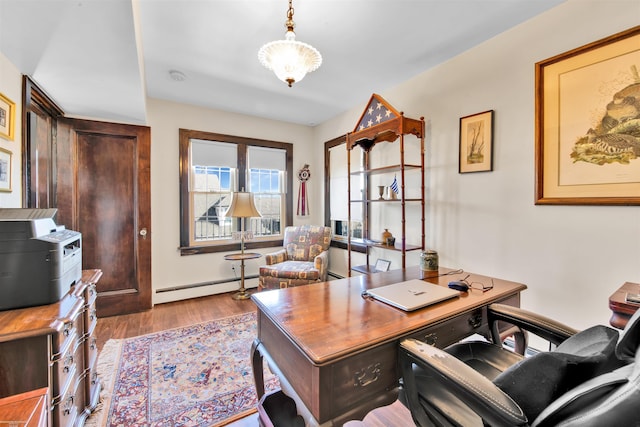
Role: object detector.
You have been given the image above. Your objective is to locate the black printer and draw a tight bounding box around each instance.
[0,208,82,311]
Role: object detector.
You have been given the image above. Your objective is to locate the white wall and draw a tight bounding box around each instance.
[146,98,322,304]
[0,52,22,208]
[316,0,640,329]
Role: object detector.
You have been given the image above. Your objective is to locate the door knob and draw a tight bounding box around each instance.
[139,228,148,239]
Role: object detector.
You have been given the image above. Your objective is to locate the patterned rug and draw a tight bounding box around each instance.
[86,311,279,427]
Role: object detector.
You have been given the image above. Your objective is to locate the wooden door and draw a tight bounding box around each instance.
[61,119,152,317]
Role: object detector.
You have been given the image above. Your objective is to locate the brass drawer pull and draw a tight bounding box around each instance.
[468,314,482,329]
[354,363,381,387]
[423,332,438,346]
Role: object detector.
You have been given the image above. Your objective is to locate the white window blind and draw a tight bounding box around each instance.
[248,146,286,170]
[191,140,237,168]
[329,144,362,221]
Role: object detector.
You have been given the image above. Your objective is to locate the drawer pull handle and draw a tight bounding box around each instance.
[63,395,74,415]
[354,363,381,387]
[468,314,482,329]
[423,332,438,346]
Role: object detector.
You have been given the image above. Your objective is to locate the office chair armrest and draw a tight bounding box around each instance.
[264,249,287,265]
[488,303,579,347]
[399,338,527,427]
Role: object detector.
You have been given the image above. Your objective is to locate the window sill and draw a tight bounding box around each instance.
[179,239,283,256]
[330,238,367,253]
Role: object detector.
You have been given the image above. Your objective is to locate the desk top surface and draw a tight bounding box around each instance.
[252,266,527,364]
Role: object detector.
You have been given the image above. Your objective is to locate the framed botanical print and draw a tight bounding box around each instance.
[0,93,15,141]
[0,147,12,192]
[535,26,640,205]
[459,110,494,173]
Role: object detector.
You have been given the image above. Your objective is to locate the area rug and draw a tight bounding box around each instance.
[86,311,279,427]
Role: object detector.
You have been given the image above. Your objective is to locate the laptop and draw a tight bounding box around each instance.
[365,279,460,311]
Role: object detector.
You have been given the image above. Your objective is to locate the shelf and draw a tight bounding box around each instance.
[371,242,423,252]
[350,238,422,252]
[350,198,422,203]
[346,94,425,276]
[350,164,421,176]
[351,265,378,274]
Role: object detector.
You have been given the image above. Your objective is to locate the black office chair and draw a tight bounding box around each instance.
[445,303,622,380]
[399,305,640,427]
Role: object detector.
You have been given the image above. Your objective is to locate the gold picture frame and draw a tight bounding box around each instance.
[0,93,15,141]
[535,26,640,205]
[0,147,12,192]
[459,110,494,173]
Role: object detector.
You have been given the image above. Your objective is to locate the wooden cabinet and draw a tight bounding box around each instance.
[0,270,102,427]
[0,388,49,427]
[346,94,425,274]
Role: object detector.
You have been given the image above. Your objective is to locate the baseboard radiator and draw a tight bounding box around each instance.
[156,274,259,294]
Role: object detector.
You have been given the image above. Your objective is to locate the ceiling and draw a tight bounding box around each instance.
[0,0,564,127]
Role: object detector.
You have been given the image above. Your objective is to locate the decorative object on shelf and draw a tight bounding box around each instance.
[535,26,640,205]
[297,163,310,216]
[388,175,399,199]
[258,0,322,87]
[0,147,11,192]
[459,110,494,173]
[0,93,15,141]
[420,250,439,271]
[377,185,385,200]
[374,259,391,272]
[381,228,393,246]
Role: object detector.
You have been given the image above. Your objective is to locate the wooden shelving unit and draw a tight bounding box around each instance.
[346,94,425,275]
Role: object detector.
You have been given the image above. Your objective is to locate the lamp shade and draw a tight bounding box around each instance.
[258,30,322,87]
[225,192,261,218]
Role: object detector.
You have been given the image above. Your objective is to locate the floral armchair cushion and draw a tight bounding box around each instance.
[258,225,332,291]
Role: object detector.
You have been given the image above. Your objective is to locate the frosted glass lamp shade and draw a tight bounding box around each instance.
[258,30,322,87]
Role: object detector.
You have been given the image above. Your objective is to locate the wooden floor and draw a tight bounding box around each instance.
[94,291,415,426]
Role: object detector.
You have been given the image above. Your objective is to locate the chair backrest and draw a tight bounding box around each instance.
[530,308,640,426]
[615,306,640,361]
[283,225,331,261]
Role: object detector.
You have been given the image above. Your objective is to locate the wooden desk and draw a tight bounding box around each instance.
[609,282,640,329]
[251,266,527,425]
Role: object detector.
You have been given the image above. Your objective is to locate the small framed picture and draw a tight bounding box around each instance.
[459,110,494,173]
[0,93,15,141]
[374,259,391,272]
[0,147,12,192]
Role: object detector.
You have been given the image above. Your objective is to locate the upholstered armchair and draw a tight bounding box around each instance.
[258,225,332,291]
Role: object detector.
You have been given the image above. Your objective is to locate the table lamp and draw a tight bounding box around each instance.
[226,191,261,253]
[225,191,261,300]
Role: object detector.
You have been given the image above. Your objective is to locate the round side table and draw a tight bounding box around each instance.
[224,252,262,300]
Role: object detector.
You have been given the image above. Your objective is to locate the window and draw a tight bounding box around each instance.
[179,129,293,255]
[324,135,365,249]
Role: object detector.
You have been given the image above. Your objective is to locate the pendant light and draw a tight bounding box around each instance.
[258,0,322,87]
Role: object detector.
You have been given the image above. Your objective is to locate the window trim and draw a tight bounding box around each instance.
[324,134,366,253]
[179,129,293,255]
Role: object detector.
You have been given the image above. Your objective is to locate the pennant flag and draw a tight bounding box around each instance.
[390,175,399,194]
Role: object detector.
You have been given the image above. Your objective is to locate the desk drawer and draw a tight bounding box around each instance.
[321,341,398,419]
[407,308,487,349]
